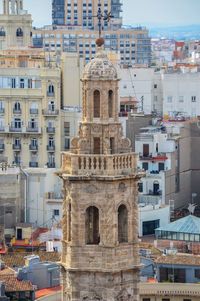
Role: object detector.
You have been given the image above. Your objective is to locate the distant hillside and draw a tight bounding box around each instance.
[149,24,200,40]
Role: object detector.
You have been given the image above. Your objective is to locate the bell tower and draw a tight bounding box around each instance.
[0,0,32,50]
[59,37,142,301]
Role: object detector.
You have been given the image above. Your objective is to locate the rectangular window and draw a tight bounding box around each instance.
[179,96,184,102]
[11,78,16,88]
[154,84,157,89]
[162,299,170,301]
[64,122,70,136]
[64,137,70,150]
[138,182,143,193]
[142,299,150,301]
[195,269,200,279]
[53,209,59,216]
[20,78,25,89]
[167,96,172,103]
[28,79,32,89]
[142,162,148,171]
[159,162,165,171]
[192,96,196,102]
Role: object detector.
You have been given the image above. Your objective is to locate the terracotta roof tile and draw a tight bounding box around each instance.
[155,254,200,266]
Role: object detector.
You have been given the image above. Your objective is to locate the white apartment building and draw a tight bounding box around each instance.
[162,71,200,118]
[135,126,176,236]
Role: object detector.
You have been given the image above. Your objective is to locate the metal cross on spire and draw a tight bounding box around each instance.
[94,0,114,38]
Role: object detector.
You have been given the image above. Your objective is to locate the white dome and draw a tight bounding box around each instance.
[82,47,118,81]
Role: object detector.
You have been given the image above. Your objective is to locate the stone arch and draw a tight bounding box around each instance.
[16,27,23,37]
[85,206,100,245]
[118,204,128,243]
[108,89,114,118]
[48,84,55,95]
[93,90,100,118]
[14,101,21,111]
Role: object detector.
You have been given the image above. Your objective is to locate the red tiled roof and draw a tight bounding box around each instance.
[0,274,34,292]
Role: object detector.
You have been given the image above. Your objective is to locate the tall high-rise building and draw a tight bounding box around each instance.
[52,0,122,30]
[52,0,65,25]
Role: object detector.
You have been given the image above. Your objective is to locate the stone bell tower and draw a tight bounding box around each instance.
[59,38,142,301]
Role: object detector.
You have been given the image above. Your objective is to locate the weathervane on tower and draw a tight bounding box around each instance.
[94,0,114,44]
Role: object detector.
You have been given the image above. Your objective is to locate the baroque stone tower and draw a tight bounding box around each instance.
[59,39,142,301]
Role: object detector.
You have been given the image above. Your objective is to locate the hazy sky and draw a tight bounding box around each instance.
[8,0,200,27]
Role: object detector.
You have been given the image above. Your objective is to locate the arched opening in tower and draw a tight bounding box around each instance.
[85,206,100,245]
[118,204,128,243]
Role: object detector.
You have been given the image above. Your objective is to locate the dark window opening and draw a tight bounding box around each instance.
[93,137,101,154]
[118,205,128,243]
[108,90,113,118]
[142,162,148,171]
[93,90,100,118]
[85,206,100,245]
[143,144,149,157]
[16,28,23,37]
[138,182,143,193]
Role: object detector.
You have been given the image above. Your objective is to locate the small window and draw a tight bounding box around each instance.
[195,269,200,279]
[138,182,143,193]
[64,122,70,136]
[108,90,113,118]
[143,299,150,301]
[16,28,23,37]
[167,96,172,103]
[142,162,148,171]
[192,96,196,102]
[53,209,59,216]
[0,27,5,37]
[154,84,157,89]
[179,96,184,102]
[159,162,165,171]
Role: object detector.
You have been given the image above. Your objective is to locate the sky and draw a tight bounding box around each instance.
[4,0,200,27]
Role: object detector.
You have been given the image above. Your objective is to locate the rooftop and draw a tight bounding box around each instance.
[156,215,200,235]
[155,254,200,266]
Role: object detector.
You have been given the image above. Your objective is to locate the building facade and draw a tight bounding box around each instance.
[59,41,141,300]
[52,0,122,30]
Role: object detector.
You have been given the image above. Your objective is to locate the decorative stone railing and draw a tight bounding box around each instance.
[139,283,200,297]
[61,152,138,176]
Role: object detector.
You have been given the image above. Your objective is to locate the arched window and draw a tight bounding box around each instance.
[108,90,113,118]
[118,204,128,243]
[16,28,23,37]
[0,27,5,37]
[14,102,21,112]
[48,84,55,96]
[93,90,100,118]
[85,206,100,245]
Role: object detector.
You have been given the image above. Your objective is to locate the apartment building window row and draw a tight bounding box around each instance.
[0,77,42,89]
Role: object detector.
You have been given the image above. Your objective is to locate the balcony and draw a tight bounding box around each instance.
[61,152,139,177]
[47,162,56,168]
[9,126,22,133]
[13,144,21,150]
[47,92,55,97]
[26,126,41,133]
[0,144,4,151]
[42,109,59,116]
[46,127,55,133]
[139,153,168,161]
[138,194,161,205]
[13,109,22,114]
[29,144,38,151]
[30,108,38,115]
[0,108,5,114]
[29,162,38,168]
[47,145,55,151]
